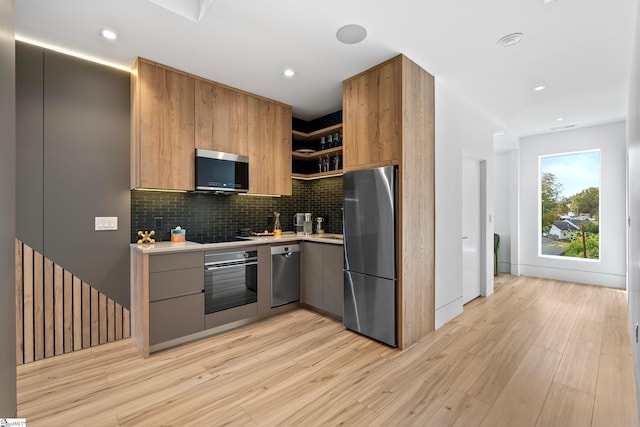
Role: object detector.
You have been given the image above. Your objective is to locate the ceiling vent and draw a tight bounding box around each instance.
[148,0,216,23]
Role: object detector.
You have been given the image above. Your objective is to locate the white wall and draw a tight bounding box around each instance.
[493,147,519,274]
[435,79,501,328]
[627,0,640,416]
[517,122,627,288]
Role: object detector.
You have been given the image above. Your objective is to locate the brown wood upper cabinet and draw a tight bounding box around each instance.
[131,58,195,191]
[342,56,402,171]
[195,79,292,195]
[247,97,292,196]
[195,80,249,156]
[132,57,292,195]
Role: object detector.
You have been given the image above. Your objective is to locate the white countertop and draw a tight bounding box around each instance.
[131,233,343,254]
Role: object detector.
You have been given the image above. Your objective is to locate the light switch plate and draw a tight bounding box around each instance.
[95,216,118,231]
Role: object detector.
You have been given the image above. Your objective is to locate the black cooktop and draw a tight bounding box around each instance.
[198,236,244,244]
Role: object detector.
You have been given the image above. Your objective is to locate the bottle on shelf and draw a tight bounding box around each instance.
[320,136,326,151]
[327,134,333,149]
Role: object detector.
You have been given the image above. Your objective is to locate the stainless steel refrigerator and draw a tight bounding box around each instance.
[343,165,398,347]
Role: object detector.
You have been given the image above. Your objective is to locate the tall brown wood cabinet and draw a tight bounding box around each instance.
[131,58,195,191]
[343,55,435,350]
[132,58,293,195]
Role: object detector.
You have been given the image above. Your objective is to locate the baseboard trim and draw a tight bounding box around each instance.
[518,264,625,288]
[435,297,463,329]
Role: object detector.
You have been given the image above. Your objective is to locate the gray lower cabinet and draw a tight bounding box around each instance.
[150,293,204,345]
[323,244,344,318]
[148,251,204,346]
[301,242,344,319]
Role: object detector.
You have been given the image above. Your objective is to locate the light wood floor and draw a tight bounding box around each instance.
[17,275,639,426]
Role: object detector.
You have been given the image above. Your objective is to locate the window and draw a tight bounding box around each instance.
[539,150,600,260]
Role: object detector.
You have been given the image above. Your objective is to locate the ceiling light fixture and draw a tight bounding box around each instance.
[534,85,546,92]
[283,69,295,78]
[544,0,558,4]
[336,24,367,45]
[497,32,524,47]
[100,29,118,41]
[556,117,565,121]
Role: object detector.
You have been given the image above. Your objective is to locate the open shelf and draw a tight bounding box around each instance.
[292,146,342,160]
[292,123,343,178]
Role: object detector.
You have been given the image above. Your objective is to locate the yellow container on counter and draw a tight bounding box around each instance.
[170,227,186,242]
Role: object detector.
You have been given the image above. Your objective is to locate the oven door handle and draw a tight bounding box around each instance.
[204,257,258,267]
[205,261,258,271]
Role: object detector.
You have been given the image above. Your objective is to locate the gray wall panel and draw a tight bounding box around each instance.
[0,0,16,415]
[16,41,44,252]
[43,50,131,307]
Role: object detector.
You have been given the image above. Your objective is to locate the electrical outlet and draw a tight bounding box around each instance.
[154,216,163,229]
[95,216,118,231]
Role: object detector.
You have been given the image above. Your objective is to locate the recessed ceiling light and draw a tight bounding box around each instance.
[497,32,524,47]
[556,117,565,121]
[101,29,118,41]
[336,24,367,45]
[534,85,546,92]
[544,0,558,4]
[283,69,295,78]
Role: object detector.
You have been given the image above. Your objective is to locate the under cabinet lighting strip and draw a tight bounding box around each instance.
[133,188,189,193]
[238,193,281,198]
[15,35,132,72]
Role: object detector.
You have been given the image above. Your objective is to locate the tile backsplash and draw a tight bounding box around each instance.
[131,177,343,243]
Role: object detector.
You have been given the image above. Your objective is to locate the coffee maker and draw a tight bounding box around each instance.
[303,213,313,235]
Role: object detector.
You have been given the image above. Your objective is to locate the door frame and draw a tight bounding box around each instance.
[462,151,489,300]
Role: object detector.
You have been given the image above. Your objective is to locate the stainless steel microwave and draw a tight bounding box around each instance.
[195,149,249,193]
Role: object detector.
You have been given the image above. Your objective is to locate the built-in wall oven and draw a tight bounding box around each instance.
[204,250,258,314]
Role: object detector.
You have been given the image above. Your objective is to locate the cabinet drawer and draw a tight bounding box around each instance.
[149,293,204,345]
[149,251,203,273]
[149,267,203,302]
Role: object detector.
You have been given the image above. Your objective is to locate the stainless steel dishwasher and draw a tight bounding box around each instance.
[271,244,300,307]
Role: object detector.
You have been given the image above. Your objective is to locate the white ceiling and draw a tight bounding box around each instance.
[14,0,638,137]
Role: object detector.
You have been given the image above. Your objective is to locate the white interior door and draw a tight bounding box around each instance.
[462,155,482,304]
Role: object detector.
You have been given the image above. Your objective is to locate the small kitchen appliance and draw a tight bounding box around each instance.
[303,213,313,235]
[294,213,305,235]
